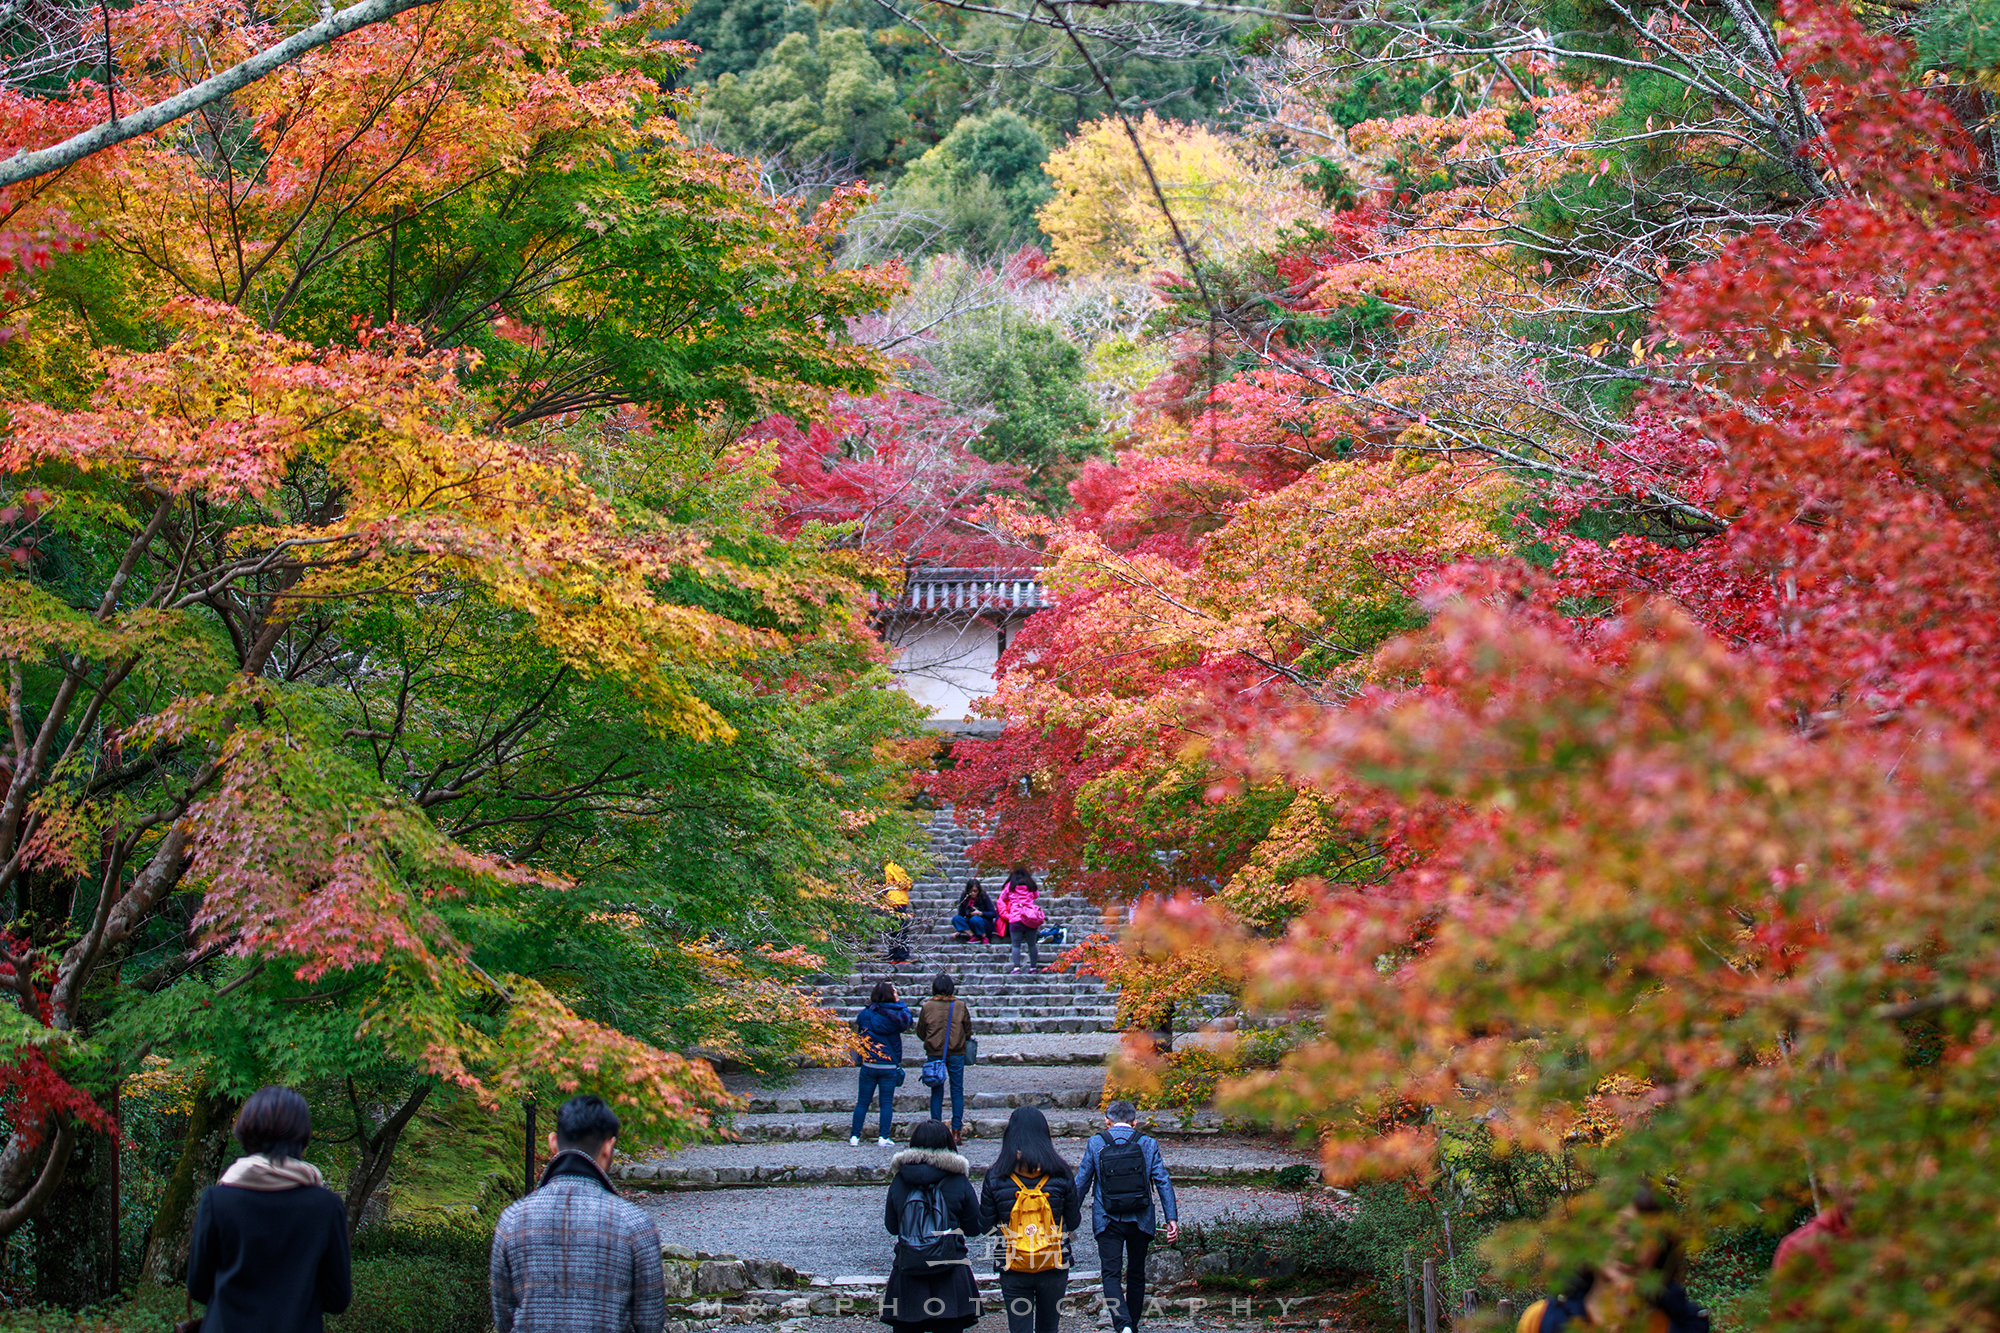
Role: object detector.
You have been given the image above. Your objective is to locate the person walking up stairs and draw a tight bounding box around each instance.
[1075,1099,1179,1333]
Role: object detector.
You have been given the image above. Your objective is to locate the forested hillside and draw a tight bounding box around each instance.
[5,0,2000,1322]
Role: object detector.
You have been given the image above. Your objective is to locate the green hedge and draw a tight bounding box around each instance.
[0,1286,183,1332]
[328,1253,490,1333]
[334,1217,493,1333]
[0,1220,495,1333]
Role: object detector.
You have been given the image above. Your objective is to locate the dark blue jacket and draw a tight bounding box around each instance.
[855,1001,914,1066]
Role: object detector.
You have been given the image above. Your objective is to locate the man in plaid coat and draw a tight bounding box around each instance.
[491,1095,666,1333]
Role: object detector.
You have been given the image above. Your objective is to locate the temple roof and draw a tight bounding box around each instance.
[885,566,1048,616]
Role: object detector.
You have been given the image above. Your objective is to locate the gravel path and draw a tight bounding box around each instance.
[634,1183,1309,1279]
[966,1031,1122,1060]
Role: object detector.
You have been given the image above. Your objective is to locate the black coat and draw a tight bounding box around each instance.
[187,1181,352,1333]
[978,1162,1082,1269]
[881,1149,985,1331]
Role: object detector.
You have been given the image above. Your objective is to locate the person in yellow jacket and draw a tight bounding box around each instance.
[882,862,912,960]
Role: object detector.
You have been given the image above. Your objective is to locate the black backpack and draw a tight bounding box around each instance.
[895,1181,965,1271]
[1095,1132,1152,1215]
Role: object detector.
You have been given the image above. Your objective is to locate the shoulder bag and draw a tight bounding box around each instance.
[920,1000,958,1088]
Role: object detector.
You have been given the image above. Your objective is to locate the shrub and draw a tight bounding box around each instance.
[1181,1201,1367,1286]
[0,1286,182,1332]
[330,1253,491,1333]
[1105,1025,1304,1112]
[335,1216,495,1333]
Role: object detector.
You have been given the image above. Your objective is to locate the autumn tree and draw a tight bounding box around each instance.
[1038,113,1310,276]
[942,2,2000,1325]
[0,292,915,1297]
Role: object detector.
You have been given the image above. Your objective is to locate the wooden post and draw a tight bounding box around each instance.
[1405,1251,1418,1333]
[1498,1297,1516,1322]
[524,1098,537,1194]
[1423,1257,1439,1333]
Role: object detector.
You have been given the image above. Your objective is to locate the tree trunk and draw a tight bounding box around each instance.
[34,1127,118,1308]
[343,1078,433,1238]
[140,1084,239,1287]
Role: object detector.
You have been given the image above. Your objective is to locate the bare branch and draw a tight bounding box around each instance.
[0,0,443,189]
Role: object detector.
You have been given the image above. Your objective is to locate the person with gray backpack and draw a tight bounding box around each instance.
[880,1120,985,1333]
[1073,1100,1179,1333]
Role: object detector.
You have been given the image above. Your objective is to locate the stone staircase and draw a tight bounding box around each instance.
[805,808,1126,1034]
[603,805,1322,1328]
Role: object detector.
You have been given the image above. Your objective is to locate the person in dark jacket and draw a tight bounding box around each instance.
[489,1094,664,1333]
[979,1107,1082,1333]
[880,1120,986,1333]
[853,979,915,1146]
[952,881,997,942]
[1074,1100,1179,1333]
[186,1085,352,1333]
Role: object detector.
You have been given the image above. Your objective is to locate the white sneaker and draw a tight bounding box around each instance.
[877,1136,895,1146]
[849,1135,861,1146]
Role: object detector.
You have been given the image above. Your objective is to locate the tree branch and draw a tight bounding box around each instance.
[0,0,444,189]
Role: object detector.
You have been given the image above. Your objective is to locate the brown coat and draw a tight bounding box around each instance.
[916,996,973,1058]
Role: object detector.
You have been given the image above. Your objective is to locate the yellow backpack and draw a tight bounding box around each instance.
[1003,1172,1065,1272]
[1517,1298,1669,1333]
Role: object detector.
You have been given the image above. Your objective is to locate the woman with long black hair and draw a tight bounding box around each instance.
[978,1106,1081,1333]
[186,1085,352,1333]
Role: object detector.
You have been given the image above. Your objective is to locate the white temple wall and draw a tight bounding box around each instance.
[886,614,1027,722]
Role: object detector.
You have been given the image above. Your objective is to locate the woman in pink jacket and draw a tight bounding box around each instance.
[994,866,1045,973]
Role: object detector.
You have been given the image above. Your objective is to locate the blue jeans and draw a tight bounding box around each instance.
[852,1066,898,1139]
[927,1052,967,1131]
[953,913,995,937]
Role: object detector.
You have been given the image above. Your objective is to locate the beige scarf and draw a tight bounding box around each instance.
[220,1153,326,1190]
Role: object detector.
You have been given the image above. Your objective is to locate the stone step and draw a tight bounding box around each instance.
[811,999,1119,1016]
[789,1048,1110,1070]
[808,972,1112,980]
[976,1018,1120,1032]
[725,1111,1254,1143]
[674,1271,1110,1322]
[741,1087,1101,1114]
[616,1160,1301,1191]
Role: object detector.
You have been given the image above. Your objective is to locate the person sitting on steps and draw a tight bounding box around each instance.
[917,972,974,1140]
[994,867,1045,974]
[952,880,997,943]
[852,980,914,1147]
[1074,1099,1179,1333]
